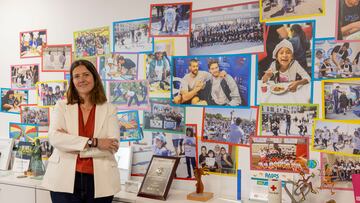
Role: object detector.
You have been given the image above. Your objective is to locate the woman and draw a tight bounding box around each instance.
[184,127,196,178]
[220,147,233,174]
[42,60,121,203]
[1,90,16,112]
[289,24,310,69]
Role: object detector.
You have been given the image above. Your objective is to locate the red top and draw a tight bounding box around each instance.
[75,104,96,174]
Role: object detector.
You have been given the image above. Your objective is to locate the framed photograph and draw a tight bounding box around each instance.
[312,119,360,157]
[202,107,258,146]
[336,0,360,41]
[98,53,138,80]
[42,44,72,72]
[113,18,154,53]
[256,20,315,105]
[108,80,149,110]
[197,139,238,176]
[137,155,180,200]
[320,153,360,191]
[36,80,67,107]
[117,110,142,142]
[20,104,50,132]
[10,64,40,90]
[313,38,360,80]
[0,88,28,114]
[322,78,360,120]
[259,104,318,137]
[73,26,110,58]
[149,3,192,37]
[143,98,185,134]
[171,55,251,107]
[144,39,174,97]
[20,29,47,58]
[250,136,309,173]
[260,0,325,22]
[189,2,264,55]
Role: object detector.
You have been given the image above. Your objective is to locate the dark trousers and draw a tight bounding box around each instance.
[186,157,196,178]
[50,172,113,203]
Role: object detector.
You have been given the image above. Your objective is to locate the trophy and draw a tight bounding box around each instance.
[187,167,214,202]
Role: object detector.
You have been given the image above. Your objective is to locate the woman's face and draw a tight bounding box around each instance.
[9,93,14,99]
[201,148,207,154]
[72,65,95,97]
[277,47,293,68]
[221,148,226,154]
[208,152,214,158]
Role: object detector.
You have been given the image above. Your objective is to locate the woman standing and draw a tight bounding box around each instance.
[42,59,121,203]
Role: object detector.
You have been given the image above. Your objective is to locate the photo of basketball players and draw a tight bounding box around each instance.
[313,120,360,156]
[0,88,28,114]
[36,81,67,107]
[189,2,264,55]
[314,39,360,79]
[117,110,142,142]
[108,80,149,110]
[337,0,360,41]
[251,137,309,173]
[42,44,72,72]
[20,29,47,58]
[202,107,257,146]
[73,26,110,58]
[11,64,39,90]
[150,3,192,37]
[113,18,154,53]
[143,98,185,133]
[98,54,138,80]
[20,105,50,132]
[323,79,360,120]
[260,104,318,137]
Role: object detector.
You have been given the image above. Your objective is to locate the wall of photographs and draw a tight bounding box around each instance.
[0,0,359,202]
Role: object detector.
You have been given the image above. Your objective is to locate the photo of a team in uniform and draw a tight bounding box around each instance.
[20,29,47,58]
[20,105,50,132]
[42,44,72,72]
[36,81,67,107]
[11,64,39,90]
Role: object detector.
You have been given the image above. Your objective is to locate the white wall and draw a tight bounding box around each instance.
[0,0,353,202]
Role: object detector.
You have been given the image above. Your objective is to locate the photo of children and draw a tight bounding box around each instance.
[189,2,264,55]
[20,29,47,58]
[143,98,185,133]
[113,18,153,53]
[197,141,237,175]
[202,107,257,146]
[98,54,138,80]
[172,55,251,107]
[108,80,149,110]
[36,81,67,107]
[260,104,318,137]
[11,64,39,89]
[42,44,72,71]
[251,136,309,173]
[321,153,360,190]
[117,111,141,142]
[337,0,360,41]
[20,105,50,132]
[131,129,197,179]
[73,26,110,58]
[314,39,360,79]
[312,120,360,156]
[257,21,313,104]
[323,79,360,120]
[261,0,324,22]
[150,3,192,37]
[0,88,28,114]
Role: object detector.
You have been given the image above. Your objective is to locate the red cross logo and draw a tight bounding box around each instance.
[270,185,277,191]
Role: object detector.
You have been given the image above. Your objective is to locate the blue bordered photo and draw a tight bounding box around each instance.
[0,88,29,114]
[171,54,251,108]
[117,110,142,142]
[256,20,315,105]
[113,18,154,54]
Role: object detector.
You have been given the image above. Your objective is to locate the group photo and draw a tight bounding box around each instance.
[11,64,39,90]
[113,18,154,53]
[314,39,360,80]
[150,3,192,36]
[143,98,185,133]
[257,21,313,104]
[0,89,28,114]
[98,53,138,80]
[323,79,360,120]
[20,29,47,58]
[20,105,49,132]
[189,2,264,55]
[312,120,360,156]
[73,26,110,58]
[202,107,257,146]
[172,55,251,107]
[36,81,67,107]
[260,104,318,137]
[251,137,309,173]
[42,45,72,72]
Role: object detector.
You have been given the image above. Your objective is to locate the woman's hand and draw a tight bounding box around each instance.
[288,81,299,92]
[97,138,119,153]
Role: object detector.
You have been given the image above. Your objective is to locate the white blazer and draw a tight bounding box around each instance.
[41,100,121,198]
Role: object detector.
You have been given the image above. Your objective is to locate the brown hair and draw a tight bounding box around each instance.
[207,59,219,69]
[66,59,107,105]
